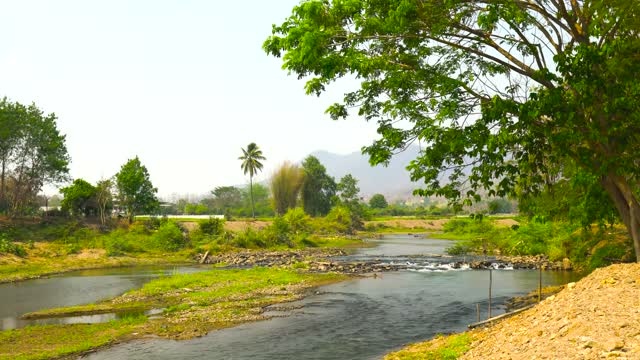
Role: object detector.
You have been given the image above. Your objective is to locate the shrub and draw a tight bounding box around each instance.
[0,234,27,257]
[445,241,474,256]
[143,216,167,231]
[266,217,291,245]
[443,218,495,235]
[588,242,630,271]
[507,221,554,255]
[324,206,353,233]
[150,222,186,251]
[232,228,267,248]
[283,208,310,234]
[199,218,225,236]
[104,229,142,256]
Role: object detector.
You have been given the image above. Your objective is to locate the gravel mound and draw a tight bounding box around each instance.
[462,263,640,359]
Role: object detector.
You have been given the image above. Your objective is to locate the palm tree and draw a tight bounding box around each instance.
[239,142,266,218]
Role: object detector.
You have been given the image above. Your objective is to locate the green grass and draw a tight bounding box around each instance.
[0,248,193,283]
[0,315,145,360]
[384,333,472,360]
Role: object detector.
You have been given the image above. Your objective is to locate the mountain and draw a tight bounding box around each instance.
[307,146,423,201]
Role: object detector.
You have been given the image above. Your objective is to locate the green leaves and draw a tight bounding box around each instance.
[265,0,640,226]
[115,157,159,222]
[0,98,70,215]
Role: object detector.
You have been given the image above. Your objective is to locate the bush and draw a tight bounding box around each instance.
[507,221,554,255]
[199,218,225,236]
[588,242,631,271]
[324,206,353,233]
[266,217,291,245]
[104,229,142,256]
[282,208,310,234]
[232,228,268,248]
[0,234,27,257]
[143,216,167,231]
[150,222,186,251]
[443,218,496,235]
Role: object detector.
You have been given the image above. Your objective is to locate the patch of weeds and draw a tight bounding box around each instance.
[384,333,472,360]
[0,315,146,360]
[0,234,27,257]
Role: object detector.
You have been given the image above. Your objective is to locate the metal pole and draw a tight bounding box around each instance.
[538,265,542,302]
[488,268,492,319]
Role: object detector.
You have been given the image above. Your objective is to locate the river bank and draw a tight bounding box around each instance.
[0,267,348,360]
[386,262,640,359]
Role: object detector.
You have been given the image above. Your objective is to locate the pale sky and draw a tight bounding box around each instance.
[0,1,379,197]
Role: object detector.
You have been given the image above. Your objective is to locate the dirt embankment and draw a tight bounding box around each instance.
[364,218,518,231]
[462,263,640,359]
[179,220,271,232]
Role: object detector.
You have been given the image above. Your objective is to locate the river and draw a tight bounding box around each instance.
[79,235,577,360]
[0,265,209,330]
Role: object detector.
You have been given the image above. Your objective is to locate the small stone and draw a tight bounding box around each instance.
[604,339,625,351]
[567,282,576,290]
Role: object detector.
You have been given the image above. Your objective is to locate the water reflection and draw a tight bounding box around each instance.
[0,265,210,330]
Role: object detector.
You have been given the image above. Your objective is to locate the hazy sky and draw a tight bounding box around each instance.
[0,1,379,197]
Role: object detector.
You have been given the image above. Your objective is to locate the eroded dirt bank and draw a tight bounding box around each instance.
[469,264,640,359]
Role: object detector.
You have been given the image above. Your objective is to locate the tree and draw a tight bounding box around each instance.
[300,155,337,216]
[212,186,243,211]
[0,98,70,215]
[265,1,640,261]
[241,183,273,217]
[60,179,97,217]
[337,174,367,228]
[0,98,21,212]
[369,194,388,209]
[95,179,113,225]
[337,174,361,207]
[239,143,266,218]
[270,162,304,215]
[115,157,158,223]
[487,198,513,215]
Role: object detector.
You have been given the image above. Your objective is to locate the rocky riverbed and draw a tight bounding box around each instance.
[197,251,575,274]
[471,254,573,271]
[197,249,407,274]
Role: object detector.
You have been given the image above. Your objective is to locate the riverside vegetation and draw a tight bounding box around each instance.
[0,207,366,359]
[439,216,636,272]
[0,206,367,283]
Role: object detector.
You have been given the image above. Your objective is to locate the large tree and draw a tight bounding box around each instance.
[301,155,337,216]
[0,98,70,215]
[115,157,158,223]
[212,186,243,211]
[239,142,266,218]
[265,0,640,261]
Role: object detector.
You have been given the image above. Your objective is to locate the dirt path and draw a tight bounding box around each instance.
[462,263,640,359]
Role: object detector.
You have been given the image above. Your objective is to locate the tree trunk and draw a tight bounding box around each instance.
[250,176,255,219]
[601,174,640,262]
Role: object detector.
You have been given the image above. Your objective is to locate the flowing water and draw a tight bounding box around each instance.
[0,265,210,330]
[82,235,579,360]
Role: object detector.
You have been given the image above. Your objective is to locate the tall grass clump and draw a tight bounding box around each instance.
[270,162,304,215]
